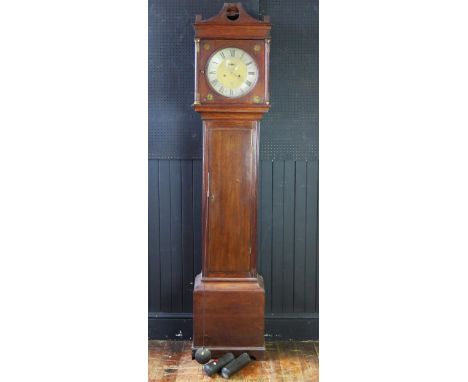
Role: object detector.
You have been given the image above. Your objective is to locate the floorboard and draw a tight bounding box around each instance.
[148,340,319,381]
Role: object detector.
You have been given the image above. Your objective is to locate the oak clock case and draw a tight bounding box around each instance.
[192,3,271,361]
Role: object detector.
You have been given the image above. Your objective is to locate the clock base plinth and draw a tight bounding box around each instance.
[192,273,265,360]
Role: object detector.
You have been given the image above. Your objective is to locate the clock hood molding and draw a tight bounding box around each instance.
[193,104,269,120]
[194,2,271,40]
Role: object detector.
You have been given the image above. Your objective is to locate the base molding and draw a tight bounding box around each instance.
[148,312,318,341]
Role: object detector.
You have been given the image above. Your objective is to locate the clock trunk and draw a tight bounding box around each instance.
[204,120,258,278]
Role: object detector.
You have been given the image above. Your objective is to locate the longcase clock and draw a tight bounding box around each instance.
[192,3,271,360]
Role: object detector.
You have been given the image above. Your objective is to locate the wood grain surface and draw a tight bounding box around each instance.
[205,126,253,274]
[149,340,319,382]
[192,274,265,358]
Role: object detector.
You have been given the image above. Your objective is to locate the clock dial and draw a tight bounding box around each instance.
[206,47,259,98]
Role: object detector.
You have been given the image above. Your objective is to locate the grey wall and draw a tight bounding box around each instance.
[149,0,318,340]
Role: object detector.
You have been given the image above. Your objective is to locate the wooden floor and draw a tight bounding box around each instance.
[148,340,319,381]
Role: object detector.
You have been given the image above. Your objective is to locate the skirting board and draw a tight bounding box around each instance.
[148,312,318,341]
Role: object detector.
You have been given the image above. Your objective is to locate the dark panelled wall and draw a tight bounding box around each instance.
[149,0,318,340]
